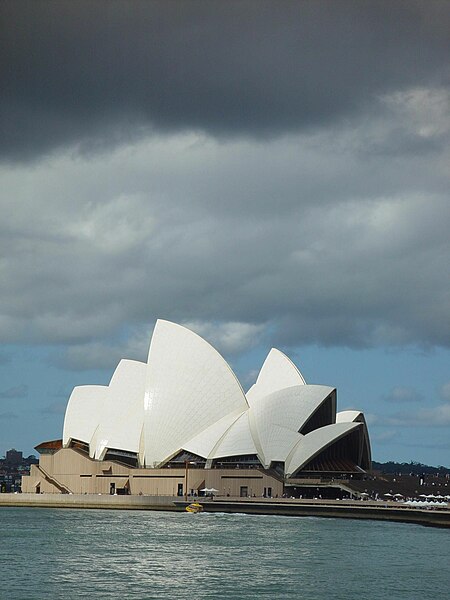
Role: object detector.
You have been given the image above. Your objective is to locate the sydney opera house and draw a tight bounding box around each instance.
[23,320,371,498]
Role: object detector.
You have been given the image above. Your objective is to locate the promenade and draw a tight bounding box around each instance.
[1,493,449,528]
[184,496,450,529]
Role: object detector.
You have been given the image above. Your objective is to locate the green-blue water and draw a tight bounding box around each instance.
[2,507,449,599]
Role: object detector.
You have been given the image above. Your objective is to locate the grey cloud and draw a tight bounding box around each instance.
[439,383,450,402]
[402,440,450,452]
[56,320,265,371]
[0,384,28,399]
[241,369,260,390]
[1,1,449,161]
[0,411,18,419]
[370,430,398,443]
[182,321,265,355]
[55,326,153,371]
[365,414,384,426]
[383,386,423,404]
[0,352,11,366]
[0,123,449,354]
[51,386,75,399]
[368,405,450,427]
[41,401,67,415]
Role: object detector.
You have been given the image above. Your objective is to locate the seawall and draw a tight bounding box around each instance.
[0,493,177,511]
[187,498,450,529]
[1,494,449,528]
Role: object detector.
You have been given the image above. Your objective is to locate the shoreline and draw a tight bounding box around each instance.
[186,498,450,529]
[1,493,449,528]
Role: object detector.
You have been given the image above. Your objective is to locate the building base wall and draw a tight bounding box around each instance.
[21,448,283,498]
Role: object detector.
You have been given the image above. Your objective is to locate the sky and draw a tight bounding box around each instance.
[0,1,449,466]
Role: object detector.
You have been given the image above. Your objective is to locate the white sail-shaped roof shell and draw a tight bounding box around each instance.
[336,410,364,423]
[93,360,146,459]
[182,410,245,459]
[250,384,335,467]
[142,320,248,467]
[259,426,302,467]
[285,422,361,476]
[63,385,109,456]
[246,348,306,406]
[209,411,258,459]
[60,319,370,475]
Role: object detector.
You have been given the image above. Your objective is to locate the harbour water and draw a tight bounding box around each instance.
[2,507,449,599]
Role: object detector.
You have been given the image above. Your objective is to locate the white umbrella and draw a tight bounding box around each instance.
[405,500,417,506]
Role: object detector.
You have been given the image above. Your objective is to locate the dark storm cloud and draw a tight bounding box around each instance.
[1,0,449,160]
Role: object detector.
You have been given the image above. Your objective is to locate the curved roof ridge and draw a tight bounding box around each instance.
[285,422,362,476]
[336,410,363,423]
[62,384,109,452]
[206,410,248,460]
[246,348,306,405]
[270,348,306,384]
[93,359,147,459]
[210,411,258,459]
[182,409,245,459]
[143,319,249,467]
[155,320,249,402]
[250,385,334,465]
[109,358,146,386]
[259,348,306,385]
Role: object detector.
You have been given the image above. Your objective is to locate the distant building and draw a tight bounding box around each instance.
[5,449,23,466]
[22,320,371,496]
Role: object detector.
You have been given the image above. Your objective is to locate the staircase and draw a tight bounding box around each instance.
[36,465,72,494]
